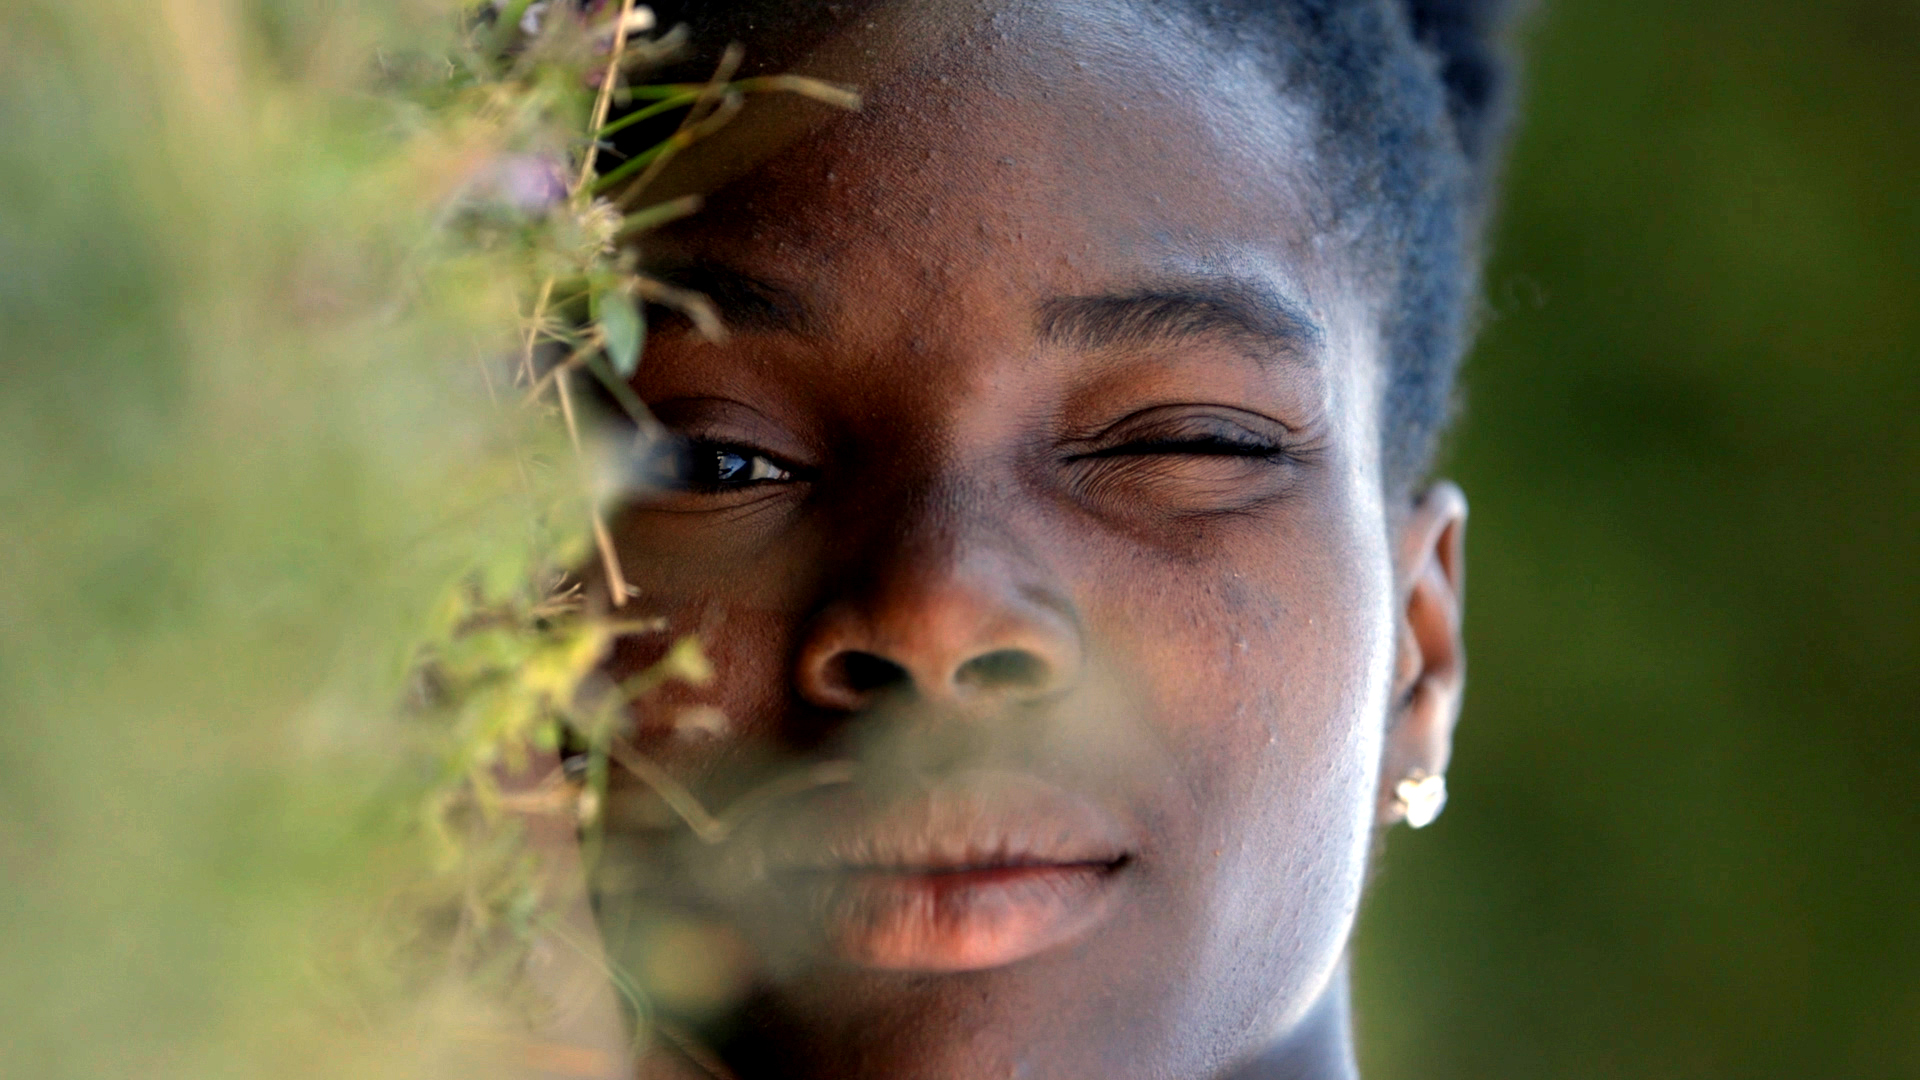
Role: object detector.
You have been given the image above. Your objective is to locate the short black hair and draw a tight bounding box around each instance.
[620,0,1522,492]
[1189,0,1522,491]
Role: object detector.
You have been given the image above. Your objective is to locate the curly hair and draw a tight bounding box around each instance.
[1170,0,1522,488]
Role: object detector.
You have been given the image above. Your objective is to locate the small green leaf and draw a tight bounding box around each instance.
[599,287,643,376]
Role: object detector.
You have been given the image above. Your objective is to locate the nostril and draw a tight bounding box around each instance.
[834,651,911,695]
[956,648,1049,690]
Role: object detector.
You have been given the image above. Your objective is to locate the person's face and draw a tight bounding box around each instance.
[593,3,1466,1078]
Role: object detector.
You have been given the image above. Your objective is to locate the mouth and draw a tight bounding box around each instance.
[798,855,1128,972]
[733,770,1134,972]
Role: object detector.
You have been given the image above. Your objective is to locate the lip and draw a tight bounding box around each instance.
[807,858,1124,971]
[724,769,1132,972]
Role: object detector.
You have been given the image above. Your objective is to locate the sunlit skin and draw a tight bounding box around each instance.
[590,3,1468,1078]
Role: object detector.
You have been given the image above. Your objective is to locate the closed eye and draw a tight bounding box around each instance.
[1059,406,1315,520]
[1073,434,1287,460]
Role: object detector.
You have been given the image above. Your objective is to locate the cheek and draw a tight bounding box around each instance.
[604,591,798,779]
[1093,507,1395,1029]
[1100,508,1394,809]
[601,502,832,750]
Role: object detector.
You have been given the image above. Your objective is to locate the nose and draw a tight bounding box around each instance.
[794,533,1083,712]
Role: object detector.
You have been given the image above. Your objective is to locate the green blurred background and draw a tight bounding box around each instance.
[1353,1,1920,1077]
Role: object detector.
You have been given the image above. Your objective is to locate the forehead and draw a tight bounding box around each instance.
[647,0,1369,338]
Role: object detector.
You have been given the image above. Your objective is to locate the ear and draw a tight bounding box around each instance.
[1377,480,1468,828]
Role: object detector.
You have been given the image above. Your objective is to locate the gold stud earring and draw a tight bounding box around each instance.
[1394,770,1448,829]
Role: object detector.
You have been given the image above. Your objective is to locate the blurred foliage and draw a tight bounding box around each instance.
[0,0,584,1073]
[1355,1,1920,1077]
[0,1,853,1076]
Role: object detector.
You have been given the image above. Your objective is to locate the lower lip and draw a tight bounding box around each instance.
[809,861,1121,972]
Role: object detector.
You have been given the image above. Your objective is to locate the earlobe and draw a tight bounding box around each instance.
[1378,480,1468,829]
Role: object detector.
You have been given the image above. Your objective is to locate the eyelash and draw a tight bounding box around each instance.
[1076,434,1288,461]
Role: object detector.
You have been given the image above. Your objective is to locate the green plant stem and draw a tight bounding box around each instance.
[595,92,699,140]
[584,354,652,425]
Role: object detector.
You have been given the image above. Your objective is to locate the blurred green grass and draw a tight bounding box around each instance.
[0,2,572,1075]
[1355,1,1920,1077]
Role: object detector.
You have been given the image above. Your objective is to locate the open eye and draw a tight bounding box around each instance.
[671,440,795,492]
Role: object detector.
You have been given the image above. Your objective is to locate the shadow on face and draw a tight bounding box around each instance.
[582,2,1467,1077]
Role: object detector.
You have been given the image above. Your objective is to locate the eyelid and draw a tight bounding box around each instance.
[645,397,817,466]
[1065,405,1295,459]
[696,436,806,470]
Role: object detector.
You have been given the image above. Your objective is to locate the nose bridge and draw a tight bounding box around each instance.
[798,472,1082,708]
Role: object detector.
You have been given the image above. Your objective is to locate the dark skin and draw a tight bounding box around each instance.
[588,3,1467,1078]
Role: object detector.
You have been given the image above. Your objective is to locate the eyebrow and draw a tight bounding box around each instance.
[647,261,821,335]
[645,262,1324,364]
[1035,280,1325,364]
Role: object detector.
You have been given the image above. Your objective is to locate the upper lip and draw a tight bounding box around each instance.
[725,767,1132,879]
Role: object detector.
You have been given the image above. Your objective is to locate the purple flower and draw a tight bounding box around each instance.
[481,154,569,214]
